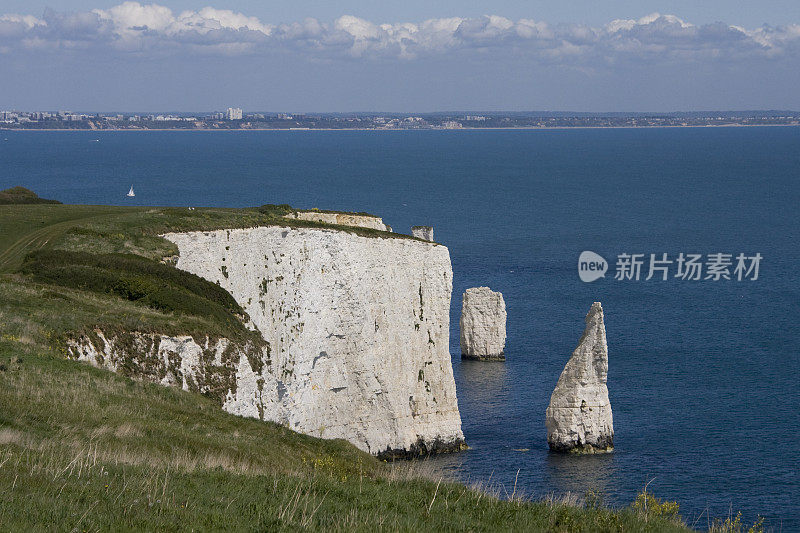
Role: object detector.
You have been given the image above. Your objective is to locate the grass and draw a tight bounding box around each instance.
[0,204,133,273]
[21,249,247,334]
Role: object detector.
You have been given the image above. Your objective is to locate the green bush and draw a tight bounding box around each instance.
[258,204,294,217]
[0,186,61,205]
[632,489,681,522]
[21,250,245,331]
[23,250,241,314]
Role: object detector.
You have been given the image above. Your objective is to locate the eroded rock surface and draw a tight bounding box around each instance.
[412,226,434,241]
[460,287,507,361]
[285,211,391,231]
[545,302,614,453]
[66,331,270,414]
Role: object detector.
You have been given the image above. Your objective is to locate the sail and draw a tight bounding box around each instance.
[127,186,135,197]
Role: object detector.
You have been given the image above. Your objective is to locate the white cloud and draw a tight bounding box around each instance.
[93,2,173,33]
[0,3,799,64]
[0,14,46,29]
[189,7,272,34]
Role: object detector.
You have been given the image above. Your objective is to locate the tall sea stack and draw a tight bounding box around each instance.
[460,287,507,361]
[545,302,614,453]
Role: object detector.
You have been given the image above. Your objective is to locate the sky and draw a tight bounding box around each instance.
[1,1,799,112]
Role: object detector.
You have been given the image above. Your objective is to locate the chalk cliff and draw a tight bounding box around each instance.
[460,287,507,361]
[285,211,391,232]
[151,226,465,457]
[66,331,268,410]
[412,226,434,242]
[545,302,614,453]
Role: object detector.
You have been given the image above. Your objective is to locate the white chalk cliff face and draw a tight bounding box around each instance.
[545,302,614,453]
[285,211,391,232]
[460,287,507,361]
[161,226,464,457]
[412,226,434,242]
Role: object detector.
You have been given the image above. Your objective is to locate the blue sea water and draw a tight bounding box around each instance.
[2,128,798,529]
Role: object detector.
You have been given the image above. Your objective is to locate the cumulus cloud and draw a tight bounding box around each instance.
[1,2,799,63]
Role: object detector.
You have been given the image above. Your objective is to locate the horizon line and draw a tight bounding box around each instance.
[3,109,799,115]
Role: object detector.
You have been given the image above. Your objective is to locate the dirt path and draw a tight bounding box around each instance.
[0,212,117,273]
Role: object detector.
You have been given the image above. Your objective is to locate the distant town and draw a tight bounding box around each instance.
[1,108,799,130]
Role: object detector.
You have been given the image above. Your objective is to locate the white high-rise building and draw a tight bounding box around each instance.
[227,107,243,120]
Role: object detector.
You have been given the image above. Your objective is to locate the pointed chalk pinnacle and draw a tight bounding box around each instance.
[545,302,614,453]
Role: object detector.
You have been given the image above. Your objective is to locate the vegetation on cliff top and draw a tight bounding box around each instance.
[0,186,61,205]
[22,249,246,331]
[0,196,420,344]
[1,199,416,273]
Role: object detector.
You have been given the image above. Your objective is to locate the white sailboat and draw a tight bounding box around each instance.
[126,185,135,197]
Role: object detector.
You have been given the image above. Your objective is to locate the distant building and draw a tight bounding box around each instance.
[227,107,243,120]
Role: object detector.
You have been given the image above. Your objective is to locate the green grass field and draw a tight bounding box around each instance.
[0,195,754,531]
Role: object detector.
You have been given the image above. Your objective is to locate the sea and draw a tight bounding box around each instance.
[2,127,798,529]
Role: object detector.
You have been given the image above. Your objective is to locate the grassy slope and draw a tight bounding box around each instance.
[0,205,133,273]
[0,203,695,531]
[0,340,691,532]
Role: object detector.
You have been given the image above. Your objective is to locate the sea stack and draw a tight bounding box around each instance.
[545,302,614,453]
[460,287,507,361]
[412,226,434,241]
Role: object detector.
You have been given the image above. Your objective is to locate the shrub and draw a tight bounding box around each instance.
[0,186,61,205]
[23,250,242,315]
[258,204,294,217]
[21,250,245,331]
[709,512,765,533]
[632,489,681,522]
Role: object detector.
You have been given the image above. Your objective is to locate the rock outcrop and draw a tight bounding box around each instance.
[412,226,434,241]
[460,287,507,361]
[545,302,614,453]
[285,211,391,232]
[161,226,464,457]
[66,331,269,412]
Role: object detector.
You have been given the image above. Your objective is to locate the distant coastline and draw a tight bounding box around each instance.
[4,123,800,132]
[2,110,798,132]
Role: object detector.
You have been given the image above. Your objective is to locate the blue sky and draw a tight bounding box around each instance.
[1,1,799,111]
